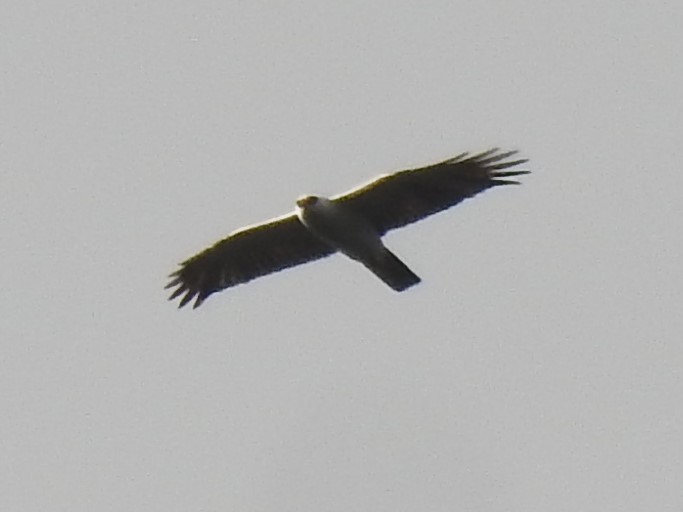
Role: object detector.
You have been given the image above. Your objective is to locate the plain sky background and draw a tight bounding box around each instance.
[2,1,682,510]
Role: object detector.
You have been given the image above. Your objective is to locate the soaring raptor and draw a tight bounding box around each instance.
[166,149,529,308]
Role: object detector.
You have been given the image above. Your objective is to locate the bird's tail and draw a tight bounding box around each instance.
[364,248,421,292]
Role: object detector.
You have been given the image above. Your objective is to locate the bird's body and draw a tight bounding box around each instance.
[296,195,421,291]
[166,149,529,308]
[296,196,382,261]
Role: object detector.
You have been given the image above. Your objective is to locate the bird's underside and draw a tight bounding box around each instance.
[166,148,530,308]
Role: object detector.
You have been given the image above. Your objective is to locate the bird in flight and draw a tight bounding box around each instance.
[166,148,529,308]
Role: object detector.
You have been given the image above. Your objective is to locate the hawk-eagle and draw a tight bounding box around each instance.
[166,149,529,308]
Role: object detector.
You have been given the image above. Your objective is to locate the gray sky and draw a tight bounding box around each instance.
[2,1,682,510]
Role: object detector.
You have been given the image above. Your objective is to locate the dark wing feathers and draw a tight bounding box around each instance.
[166,214,334,308]
[333,149,529,235]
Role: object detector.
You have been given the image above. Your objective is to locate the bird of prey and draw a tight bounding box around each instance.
[166,149,529,308]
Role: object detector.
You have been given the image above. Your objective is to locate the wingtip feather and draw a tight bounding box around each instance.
[487,159,528,171]
[492,169,531,178]
[164,277,181,289]
[168,285,188,301]
[178,292,195,308]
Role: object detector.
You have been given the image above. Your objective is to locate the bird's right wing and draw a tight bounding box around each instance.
[166,213,335,308]
[333,149,529,235]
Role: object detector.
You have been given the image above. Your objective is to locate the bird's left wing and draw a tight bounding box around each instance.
[333,149,529,235]
[166,213,335,308]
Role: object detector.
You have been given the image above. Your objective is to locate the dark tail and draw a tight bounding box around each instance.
[364,248,421,292]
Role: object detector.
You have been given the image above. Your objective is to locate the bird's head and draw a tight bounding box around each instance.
[296,195,319,209]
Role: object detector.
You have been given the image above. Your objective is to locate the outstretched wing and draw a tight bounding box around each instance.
[333,149,529,235]
[166,213,335,308]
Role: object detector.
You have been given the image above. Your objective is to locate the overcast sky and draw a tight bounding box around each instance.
[2,1,682,511]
